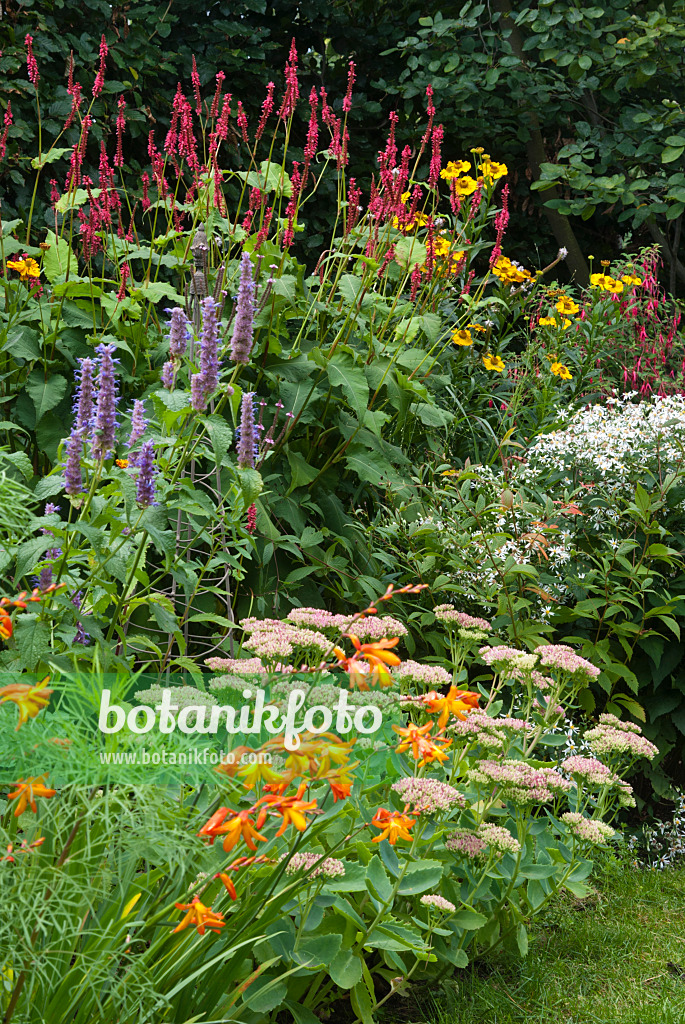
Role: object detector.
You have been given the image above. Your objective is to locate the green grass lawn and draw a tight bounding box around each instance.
[390,861,685,1024]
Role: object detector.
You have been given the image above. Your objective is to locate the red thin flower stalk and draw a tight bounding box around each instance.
[425,217,435,279]
[428,124,443,189]
[67,51,74,93]
[377,245,395,279]
[49,179,59,206]
[449,179,462,215]
[178,93,199,173]
[469,180,483,219]
[25,35,39,86]
[256,82,275,144]
[410,264,422,301]
[237,102,249,146]
[0,102,12,160]
[64,80,83,131]
[114,95,126,168]
[125,203,138,242]
[216,94,232,141]
[254,207,273,251]
[78,115,92,160]
[419,84,435,155]
[383,111,399,170]
[489,243,501,269]
[461,269,475,297]
[117,263,130,302]
[191,55,202,116]
[246,504,257,533]
[140,172,150,211]
[92,34,107,97]
[344,178,363,239]
[342,60,356,113]
[303,88,319,179]
[249,186,264,212]
[241,209,254,233]
[65,143,83,190]
[166,85,183,156]
[278,38,299,119]
[365,224,379,259]
[282,161,302,249]
[210,71,226,118]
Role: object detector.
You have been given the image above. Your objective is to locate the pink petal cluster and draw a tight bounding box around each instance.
[282,852,345,878]
[479,645,537,671]
[392,660,452,689]
[451,708,529,750]
[561,756,619,786]
[445,830,487,858]
[285,608,408,640]
[584,718,658,760]
[468,759,572,804]
[239,618,331,661]
[434,605,492,631]
[561,812,615,845]
[420,894,456,912]
[534,644,600,680]
[478,823,521,855]
[392,777,466,814]
[204,656,268,676]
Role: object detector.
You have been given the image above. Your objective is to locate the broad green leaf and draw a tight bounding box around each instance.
[31,146,72,169]
[13,615,51,671]
[350,979,375,1024]
[55,187,101,214]
[42,229,77,283]
[328,950,363,989]
[395,236,427,269]
[326,354,369,421]
[366,856,393,903]
[396,860,444,895]
[25,372,68,423]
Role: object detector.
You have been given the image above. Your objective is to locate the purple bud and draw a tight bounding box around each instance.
[73,357,95,435]
[91,343,119,460]
[230,252,256,364]
[64,429,84,495]
[128,400,148,448]
[161,360,175,389]
[72,591,90,645]
[44,502,60,515]
[135,440,157,507]
[36,566,53,591]
[199,295,220,395]
[190,373,207,412]
[167,306,190,358]
[236,392,257,468]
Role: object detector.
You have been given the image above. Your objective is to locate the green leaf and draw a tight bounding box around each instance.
[394,236,427,270]
[350,979,376,1024]
[327,354,369,422]
[328,950,363,989]
[42,229,77,283]
[238,468,263,506]
[13,615,51,671]
[324,862,368,892]
[516,923,529,956]
[31,147,72,170]
[16,537,57,579]
[243,975,289,1013]
[293,932,342,968]
[55,188,102,213]
[366,856,393,903]
[662,146,685,164]
[577,54,592,70]
[396,860,443,895]
[451,907,488,930]
[286,449,319,490]
[25,372,68,424]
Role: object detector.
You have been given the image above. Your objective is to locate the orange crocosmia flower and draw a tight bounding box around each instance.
[219,809,269,853]
[216,873,238,900]
[423,686,480,729]
[198,806,230,842]
[0,610,12,640]
[393,721,452,766]
[371,806,416,845]
[172,896,225,935]
[236,759,286,790]
[0,675,53,729]
[7,776,56,817]
[115,458,129,468]
[213,746,257,777]
[226,854,271,872]
[255,782,319,837]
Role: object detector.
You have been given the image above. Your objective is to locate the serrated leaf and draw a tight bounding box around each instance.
[42,229,78,283]
[13,615,51,671]
[328,950,363,989]
[31,147,72,170]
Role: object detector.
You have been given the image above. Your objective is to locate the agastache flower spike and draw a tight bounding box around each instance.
[91,343,118,460]
[128,400,148,450]
[237,393,257,468]
[199,296,220,396]
[231,252,256,364]
[64,430,84,496]
[73,357,95,436]
[135,440,157,507]
[161,361,175,390]
[190,373,207,412]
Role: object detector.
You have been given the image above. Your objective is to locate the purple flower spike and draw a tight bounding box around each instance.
[230,252,256,364]
[44,502,60,515]
[161,361,175,390]
[64,429,84,495]
[36,566,53,591]
[190,372,207,412]
[73,357,96,436]
[237,392,257,468]
[91,343,119,460]
[167,306,190,358]
[128,400,148,448]
[199,295,220,395]
[135,439,157,507]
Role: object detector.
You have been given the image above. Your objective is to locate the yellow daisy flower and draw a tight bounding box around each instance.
[483,353,505,372]
[452,328,473,346]
[538,316,558,327]
[7,258,40,281]
[451,175,479,197]
[440,160,471,180]
[550,362,573,380]
[621,273,643,287]
[555,296,580,315]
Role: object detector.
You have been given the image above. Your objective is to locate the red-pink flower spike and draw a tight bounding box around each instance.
[25,35,39,86]
[210,71,226,118]
[92,34,107,97]
[255,82,275,144]
[191,55,202,115]
[237,102,249,146]
[278,38,299,119]
[114,95,126,168]
[428,124,443,189]
[0,102,12,160]
[342,61,356,113]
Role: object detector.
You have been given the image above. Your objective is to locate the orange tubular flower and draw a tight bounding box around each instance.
[213,746,257,778]
[423,686,480,729]
[371,807,417,845]
[172,896,225,935]
[226,854,271,872]
[336,636,402,690]
[198,806,231,843]
[0,675,53,729]
[393,722,452,766]
[216,873,238,900]
[0,609,12,640]
[219,809,269,853]
[7,776,56,817]
[255,782,319,837]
